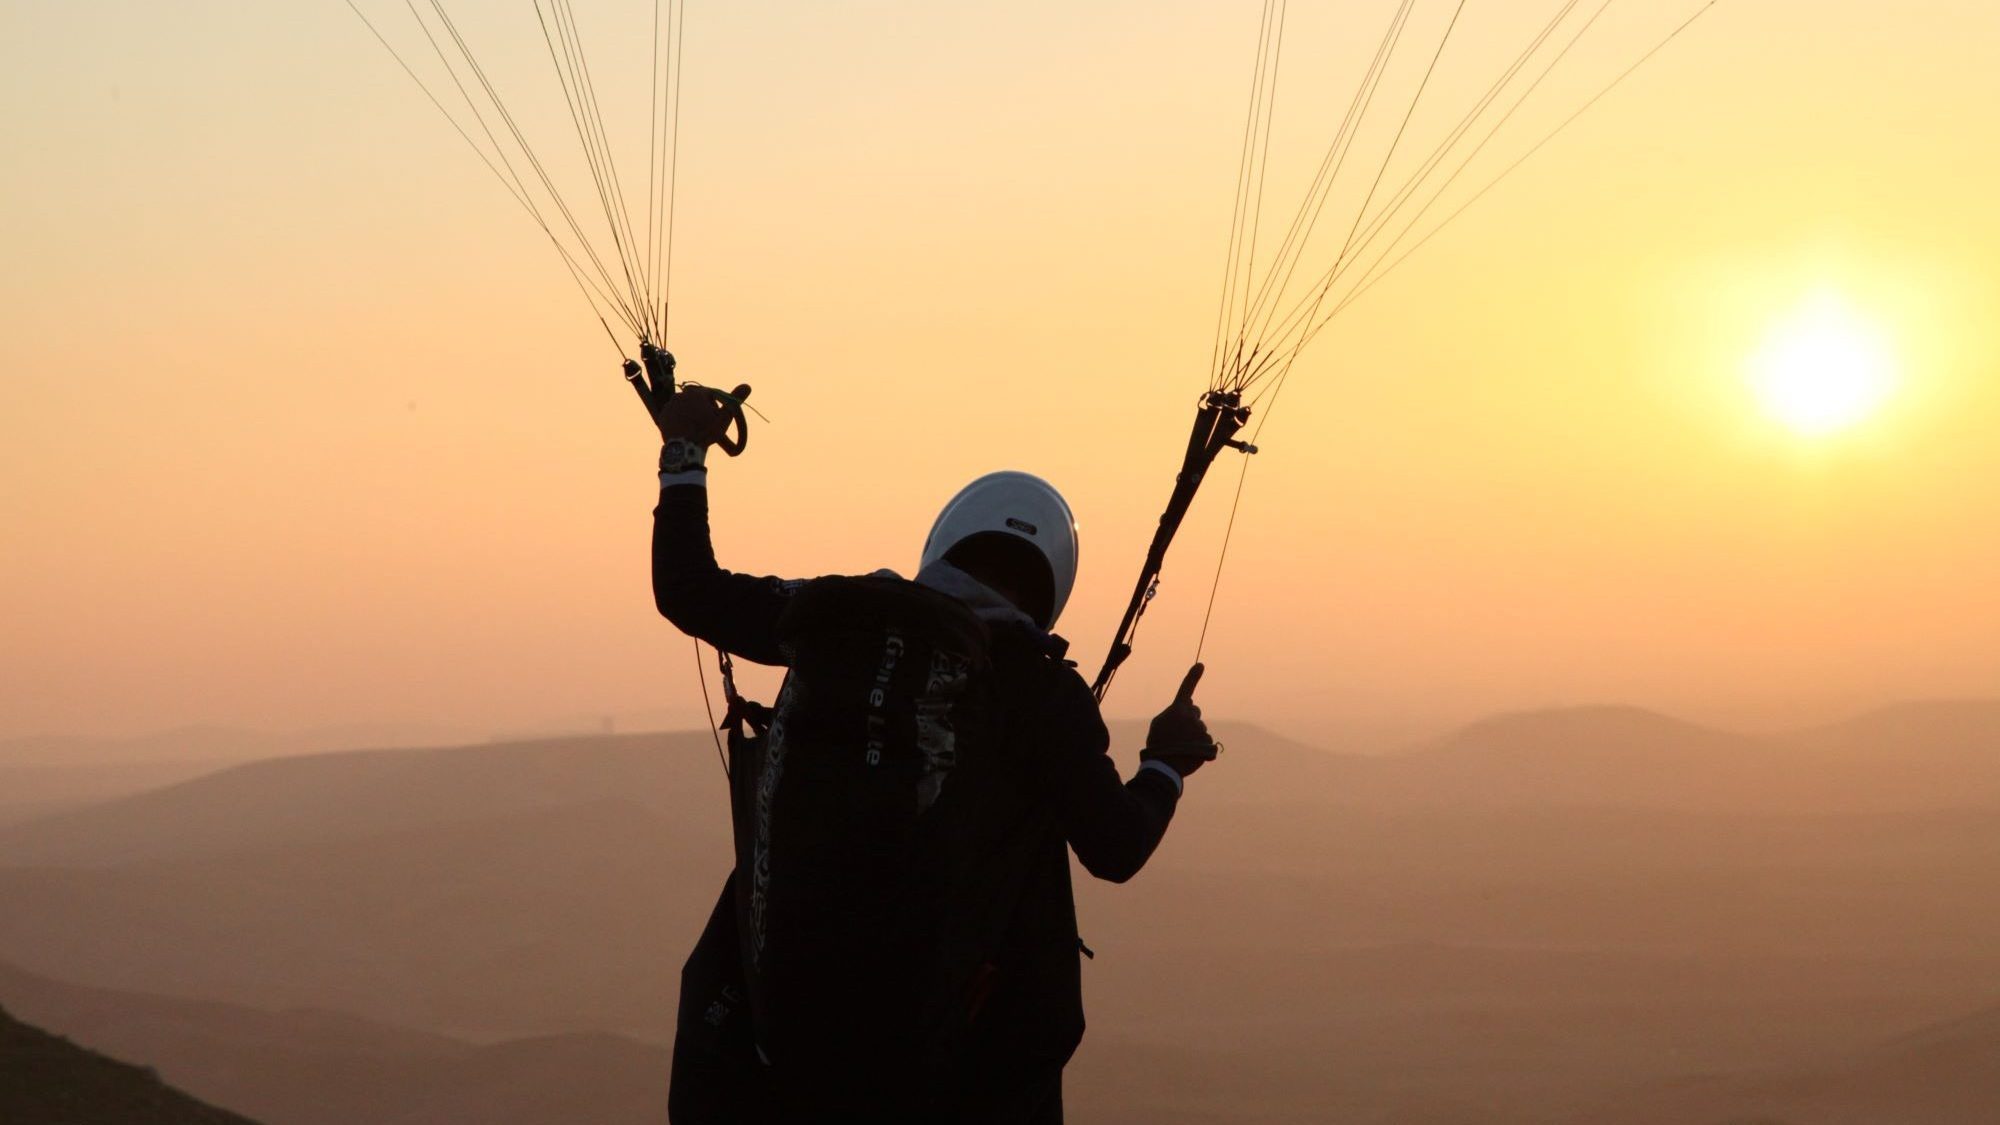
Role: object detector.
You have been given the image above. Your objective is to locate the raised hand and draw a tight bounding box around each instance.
[1141,663,1220,779]
[657,383,752,473]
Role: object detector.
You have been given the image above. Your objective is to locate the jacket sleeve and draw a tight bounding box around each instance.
[652,480,802,666]
[1034,665,1181,884]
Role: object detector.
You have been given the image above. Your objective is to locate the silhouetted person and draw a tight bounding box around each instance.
[649,384,1218,1123]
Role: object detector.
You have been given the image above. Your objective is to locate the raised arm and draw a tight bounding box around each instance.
[1039,662,1221,883]
[653,482,800,666]
[1012,665,1178,884]
[648,381,801,666]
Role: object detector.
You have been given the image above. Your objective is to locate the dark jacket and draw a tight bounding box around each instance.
[653,482,1180,1086]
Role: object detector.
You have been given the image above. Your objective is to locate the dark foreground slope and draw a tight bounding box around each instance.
[0,1004,258,1125]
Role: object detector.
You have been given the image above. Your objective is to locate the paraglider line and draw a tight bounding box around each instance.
[343,0,639,336]
[694,640,729,779]
[663,0,686,341]
[1210,0,1283,387]
[1324,0,1724,336]
[1229,0,1416,387]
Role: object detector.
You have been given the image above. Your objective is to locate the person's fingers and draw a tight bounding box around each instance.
[1175,663,1205,704]
[698,389,733,439]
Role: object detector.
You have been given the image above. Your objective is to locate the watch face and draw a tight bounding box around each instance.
[661,438,706,473]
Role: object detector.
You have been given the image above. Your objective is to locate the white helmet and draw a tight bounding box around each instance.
[920,471,1080,629]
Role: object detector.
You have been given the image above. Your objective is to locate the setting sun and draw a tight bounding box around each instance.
[1747,291,1898,436]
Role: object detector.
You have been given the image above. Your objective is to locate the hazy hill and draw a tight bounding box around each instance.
[0,798,728,1039]
[0,760,233,829]
[1165,701,2000,816]
[373,1032,668,1125]
[9,702,1996,872]
[0,731,734,868]
[4,935,1985,1125]
[0,719,1996,1037]
[0,1002,258,1125]
[1398,706,1766,804]
[1582,1000,2000,1125]
[1063,941,2000,1125]
[0,959,666,1125]
[1800,699,2000,754]
[0,724,475,769]
[1325,702,2000,813]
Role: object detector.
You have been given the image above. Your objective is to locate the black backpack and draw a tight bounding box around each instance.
[714,574,1036,1116]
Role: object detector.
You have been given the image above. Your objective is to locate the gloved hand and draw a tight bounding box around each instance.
[656,383,752,474]
[1141,663,1219,779]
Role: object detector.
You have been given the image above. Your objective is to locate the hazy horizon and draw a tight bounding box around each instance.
[13,692,2000,765]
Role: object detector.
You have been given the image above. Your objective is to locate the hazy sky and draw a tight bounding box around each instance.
[3,0,1996,744]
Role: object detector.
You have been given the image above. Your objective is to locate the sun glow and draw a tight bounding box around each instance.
[1747,291,1898,436]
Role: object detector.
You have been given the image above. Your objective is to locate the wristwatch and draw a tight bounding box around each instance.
[660,437,708,475]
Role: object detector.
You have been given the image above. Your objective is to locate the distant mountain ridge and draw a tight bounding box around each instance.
[1378,701,2000,812]
[1192,701,2000,813]
[0,724,480,769]
[0,730,733,868]
[0,959,666,1125]
[1802,699,2000,746]
[11,697,1996,829]
[0,760,238,830]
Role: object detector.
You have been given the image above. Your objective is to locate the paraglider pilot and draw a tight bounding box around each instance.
[649,382,1220,1123]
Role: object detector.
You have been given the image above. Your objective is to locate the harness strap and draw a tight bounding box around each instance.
[716,648,774,739]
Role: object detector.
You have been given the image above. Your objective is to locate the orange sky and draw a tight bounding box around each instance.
[3,0,1997,745]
